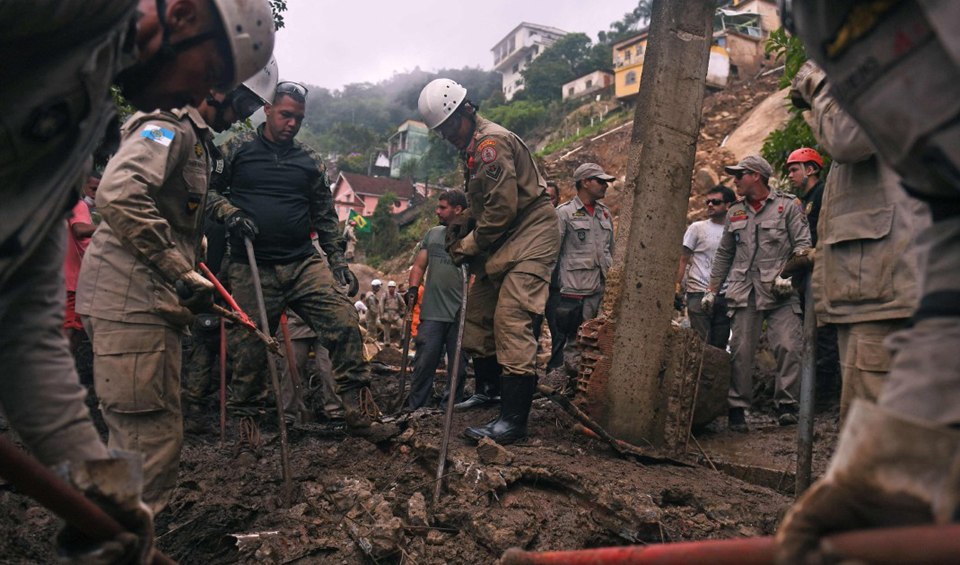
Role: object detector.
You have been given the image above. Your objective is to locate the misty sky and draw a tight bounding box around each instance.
[272,0,641,90]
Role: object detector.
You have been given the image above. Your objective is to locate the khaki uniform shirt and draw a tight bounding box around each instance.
[709,190,812,310]
[555,195,614,296]
[77,107,212,328]
[0,0,138,292]
[364,290,381,320]
[458,116,559,282]
[380,292,405,323]
[343,225,357,257]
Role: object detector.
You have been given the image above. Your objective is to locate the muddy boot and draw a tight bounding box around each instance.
[462,374,536,445]
[728,407,748,433]
[455,356,501,410]
[182,401,207,435]
[342,387,373,429]
[778,404,799,426]
[236,415,260,466]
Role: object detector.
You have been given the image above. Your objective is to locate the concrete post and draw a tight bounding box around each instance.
[594,0,715,447]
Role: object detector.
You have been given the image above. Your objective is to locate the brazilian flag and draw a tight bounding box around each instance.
[348,209,371,233]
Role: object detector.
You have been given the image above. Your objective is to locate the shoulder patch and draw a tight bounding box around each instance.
[194,142,203,157]
[485,163,503,182]
[141,125,174,147]
[477,139,496,151]
[480,146,497,163]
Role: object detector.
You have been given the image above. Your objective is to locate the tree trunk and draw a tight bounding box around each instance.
[591,0,715,448]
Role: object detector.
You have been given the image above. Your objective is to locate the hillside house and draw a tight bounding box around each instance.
[562,70,614,101]
[387,120,429,179]
[332,172,416,223]
[714,0,781,79]
[491,22,567,101]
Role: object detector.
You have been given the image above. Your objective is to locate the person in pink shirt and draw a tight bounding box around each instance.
[64,173,99,352]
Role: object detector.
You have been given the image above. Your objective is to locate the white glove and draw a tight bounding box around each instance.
[700,291,716,316]
[772,275,794,300]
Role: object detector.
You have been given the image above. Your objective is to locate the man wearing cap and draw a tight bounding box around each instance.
[703,155,812,432]
[344,219,358,262]
[553,163,616,369]
[380,280,405,346]
[364,280,383,341]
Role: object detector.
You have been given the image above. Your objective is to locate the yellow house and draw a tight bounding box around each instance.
[612,30,648,100]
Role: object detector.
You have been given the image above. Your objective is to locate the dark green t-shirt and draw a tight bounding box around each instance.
[419,226,463,323]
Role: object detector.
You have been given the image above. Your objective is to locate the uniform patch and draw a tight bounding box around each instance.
[485,163,503,182]
[795,198,805,214]
[140,125,174,146]
[215,158,224,174]
[572,211,586,217]
[730,214,748,222]
[186,195,201,214]
[577,230,586,241]
[477,139,496,151]
[194,142,203,157]
[480,146,497,163]
[805,202,813,215]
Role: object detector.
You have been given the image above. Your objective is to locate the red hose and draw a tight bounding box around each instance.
[501,523,960,564]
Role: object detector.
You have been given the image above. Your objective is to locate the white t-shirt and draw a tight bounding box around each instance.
[354,300,368,316]
[682,219,725,293]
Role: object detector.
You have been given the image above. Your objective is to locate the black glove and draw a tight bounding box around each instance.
[226,210,258,241]
[332,265,359,297]
[404,285,420,307]
[174,271,215,314]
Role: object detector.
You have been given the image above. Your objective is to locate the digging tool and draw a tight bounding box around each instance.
[391,289,417,414]
[220,316,227,444]
[0,436,176,565]
[243,237,293,507]
[433,264,469,503]
[279,311,312,425]
[501,523,960,564]
[796,277,817,495]
[538,384,689,466]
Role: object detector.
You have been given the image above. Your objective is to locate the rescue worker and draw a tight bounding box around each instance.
[773,1,960,556]
[703,155,812,432]
[419,78,560,444]
[206,80,371,448]
[364,279,383,342]
[1,0,274,550]
[407,190,469,410]
[380,280,405,345]
[554,163,616,370]
[677,185,735,349]
[344,219,358,262]
[279,310,344,421]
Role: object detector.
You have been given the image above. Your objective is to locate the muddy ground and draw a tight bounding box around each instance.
[0,338,839,565]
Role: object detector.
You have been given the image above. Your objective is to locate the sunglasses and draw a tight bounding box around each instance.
[276,81,309,100]
[705,198,725,206]
[733,170,755,180]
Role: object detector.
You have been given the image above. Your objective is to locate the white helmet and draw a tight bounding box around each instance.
[210,0,276,90]
[242,54,278,104]
[418,79,467,129]
[371,279,382,287]
[387,280,397,288]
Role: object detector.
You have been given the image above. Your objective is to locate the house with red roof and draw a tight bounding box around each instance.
[331,172,417,223]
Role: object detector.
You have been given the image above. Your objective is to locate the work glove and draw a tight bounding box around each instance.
[790,60,827,110]
[700,290,716,316]
[55,453,154,565]
[404,285,420,307]
[772,275,795,300]
[447,239,473,267]
[775,401,960,565]
[674,283,685,311]
[226,210,258,241]
[444,209,475,252]
[779,248,816,280]
[175,270,215,313]
[332,264,360,297]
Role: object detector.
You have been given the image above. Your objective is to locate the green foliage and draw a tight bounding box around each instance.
[520,33,612,103]
[336,152,370,174]
[358,192,403,263]
[536,109,628,157]
[484,100,549,139]
[598,0,652,44]
[760,28,832,176]
[269,0,287,29]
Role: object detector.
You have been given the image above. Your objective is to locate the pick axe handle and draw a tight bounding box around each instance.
[393,292,417,412]
[434,265,469,503]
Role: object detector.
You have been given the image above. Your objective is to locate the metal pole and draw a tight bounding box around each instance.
[279,311,310,424]
[434,265,469,503]
[243,237,294,507]
[393,290,417,413]
[219,316,226,444]
[796,278,817,496]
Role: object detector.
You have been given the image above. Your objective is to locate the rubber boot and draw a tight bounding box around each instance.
[462,374,536,445]
[455,356,502,409]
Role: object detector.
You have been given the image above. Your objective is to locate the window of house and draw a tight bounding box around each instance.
[625,71,638,85]
[568,87,575,97]
[585,79,593,89]
[534,45,539,54]
[636,44,643,56]
[526,53,533,63]
[508,37,515,53]
[625,50,631,62]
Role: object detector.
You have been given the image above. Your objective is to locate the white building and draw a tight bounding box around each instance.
[561,70,614,100]
[491,22,567,101]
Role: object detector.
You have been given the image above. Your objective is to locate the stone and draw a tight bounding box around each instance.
[407,492,429,530]
[476,437,513,465]
[693,167,720,193]
[426,530,445,545]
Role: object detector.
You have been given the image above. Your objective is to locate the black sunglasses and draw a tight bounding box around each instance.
[733,170,755,180]
[705,198,725,206]
[276,81,309,101]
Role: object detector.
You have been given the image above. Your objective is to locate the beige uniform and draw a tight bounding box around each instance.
[77,107,211,513]
[808,86,929,419]
[380,291,405,344]
[457,116,560,376]
[343,225,357,260]
[710,190,812,410]
[555,195,614,311]
[364,290,381,339]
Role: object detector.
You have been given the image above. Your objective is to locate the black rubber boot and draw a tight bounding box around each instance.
[462,374,536,445]
[455,356,502,410]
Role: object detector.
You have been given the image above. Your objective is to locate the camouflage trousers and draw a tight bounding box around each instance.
[226,254,369,415]
[182,314,223,404]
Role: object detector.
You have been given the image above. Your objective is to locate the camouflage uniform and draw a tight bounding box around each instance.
[207,126,369,415]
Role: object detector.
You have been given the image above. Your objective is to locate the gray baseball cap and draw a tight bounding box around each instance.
[724,155,774,178]
[574,163,616,183]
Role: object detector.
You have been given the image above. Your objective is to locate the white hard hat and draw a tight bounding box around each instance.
[418,79,467,129]
[242,54,278,104]
[371,279,382,286]
[210,0,276,90]
[387,280,397,287]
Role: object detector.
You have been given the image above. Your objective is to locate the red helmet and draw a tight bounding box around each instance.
[786,148,823,168]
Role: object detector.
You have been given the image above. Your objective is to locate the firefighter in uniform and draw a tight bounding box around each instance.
[344,219,358,261]
[380,280,405,345]
[703,155,812,432]
[776,3,960,561]
[364,279,382,341]
[553,163,616,370]
[1,0,275,554]
[418,79,560,444]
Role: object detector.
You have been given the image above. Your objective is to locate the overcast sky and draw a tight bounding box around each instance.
[272,0,641,90]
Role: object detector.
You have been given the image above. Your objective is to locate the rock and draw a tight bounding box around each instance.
[407,492,429,530]
[693,167,720,193]
[426,530,445,545]
[397,427,415,443]
[477,437,513,465]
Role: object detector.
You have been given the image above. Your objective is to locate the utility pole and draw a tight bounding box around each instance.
[589,0,715,447]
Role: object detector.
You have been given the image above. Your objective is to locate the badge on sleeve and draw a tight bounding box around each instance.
[485,163,503,182]
[140,125,174,146]
[194,142,203,157]
[214,158,224,174]
[480,146,497,163]
[805,201,813,215]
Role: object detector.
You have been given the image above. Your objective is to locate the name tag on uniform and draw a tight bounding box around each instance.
[730,214,748,222]
[140,125,174,146]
